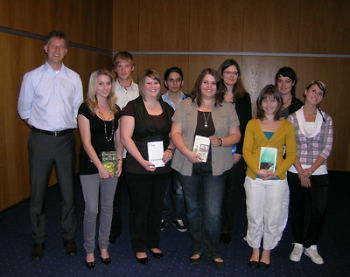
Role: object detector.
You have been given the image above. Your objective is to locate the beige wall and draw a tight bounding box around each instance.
[0,0,349,211]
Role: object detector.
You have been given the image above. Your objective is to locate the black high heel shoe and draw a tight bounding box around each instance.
[97,245,111,264]
[135,253,148,264]
[85,260,96,269]
[148,248,163,259]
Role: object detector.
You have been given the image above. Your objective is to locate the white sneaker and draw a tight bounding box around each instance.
[172,219,187,232]
[304,245,324,264]
[289,243,304,262]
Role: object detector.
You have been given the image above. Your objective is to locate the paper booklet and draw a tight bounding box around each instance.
[193,135,210,162]
[147,141,165,168]
[101,151,118,175]
[259,147,277,172]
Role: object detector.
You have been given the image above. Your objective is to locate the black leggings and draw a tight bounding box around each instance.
[287,172,328,248]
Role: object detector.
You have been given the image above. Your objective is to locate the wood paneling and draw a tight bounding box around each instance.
[138,0,190,51]
[299,0,350,55]
[113,0,139,51]
[242,0,300,53]
[0,0,113,50]
[297,57,350,171]
[189,0,244,52]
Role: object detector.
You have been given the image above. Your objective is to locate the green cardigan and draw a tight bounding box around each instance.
[243,118,296,180]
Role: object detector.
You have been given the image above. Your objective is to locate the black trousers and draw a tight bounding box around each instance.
[28,130,77,243]
[221,158,246,233]
[109,170,125,243]
[125,173,168,253]
[287,172,328,248]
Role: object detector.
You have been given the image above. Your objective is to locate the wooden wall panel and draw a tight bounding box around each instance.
[138,0,190,51]
[0,0,113,50]
[189,0,244,52]
[297,57,350,171]
[299,0,350,55]
[113,0,139,51]
[242,0,300,53]
[241,56,298,114]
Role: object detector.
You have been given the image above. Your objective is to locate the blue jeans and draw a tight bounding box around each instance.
[162,170,185,221]
[177,164,226,259]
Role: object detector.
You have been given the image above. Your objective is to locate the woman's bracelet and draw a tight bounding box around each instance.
[218,138,222,146]
[117,158,123,162]
[166,148,175,154]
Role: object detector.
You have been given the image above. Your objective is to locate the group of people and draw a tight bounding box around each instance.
[17,30,333,271]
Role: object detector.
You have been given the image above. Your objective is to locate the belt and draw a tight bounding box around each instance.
[32,127,73,136]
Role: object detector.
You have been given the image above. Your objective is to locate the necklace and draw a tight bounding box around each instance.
[97,105,114,142]
[202,111,211,128]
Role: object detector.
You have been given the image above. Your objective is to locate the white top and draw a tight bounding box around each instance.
[115,79,139,109]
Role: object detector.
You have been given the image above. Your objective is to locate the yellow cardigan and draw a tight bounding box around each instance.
[243,118,296,180]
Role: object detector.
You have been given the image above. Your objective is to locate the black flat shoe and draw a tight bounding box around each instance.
[220,233,232,244]
[97,245,111,264]
[148,249,163,259]
[190,254,203,265]
[135,256,148,264]
[212,259,225,268]
[85,261,96,269]
[259,261,270,270]
[249,260,259,269]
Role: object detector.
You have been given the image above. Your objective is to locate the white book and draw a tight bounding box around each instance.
[193,135,210,162]
[147,141,165,168]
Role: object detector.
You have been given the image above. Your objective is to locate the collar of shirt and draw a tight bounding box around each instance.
[162,91,186,110]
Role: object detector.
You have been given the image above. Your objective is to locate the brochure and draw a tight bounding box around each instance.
[193,135,210,162]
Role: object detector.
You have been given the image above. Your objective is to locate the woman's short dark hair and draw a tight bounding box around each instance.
[256,84,283,121]
[274,67,297,97]
[190,68,224,107]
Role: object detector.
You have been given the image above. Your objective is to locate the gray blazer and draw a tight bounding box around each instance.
[171,98,240,176]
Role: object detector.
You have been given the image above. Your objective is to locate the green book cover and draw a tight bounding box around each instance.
[101,151,118,175]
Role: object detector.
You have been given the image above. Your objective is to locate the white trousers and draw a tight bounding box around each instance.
[244,176,287,250]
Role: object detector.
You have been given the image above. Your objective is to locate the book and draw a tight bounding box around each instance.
[193,135,210,162]
[147,141,165,168]
[101,151,118,175]
[259,147,277,172]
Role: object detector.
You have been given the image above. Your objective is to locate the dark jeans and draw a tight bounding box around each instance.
[109,169,126,243]
[125,173,169,253]
[28,130,76,243]
[177,164,226,259]
[287,172,329,248]
[221,158,246,233]
[162,170,186,221]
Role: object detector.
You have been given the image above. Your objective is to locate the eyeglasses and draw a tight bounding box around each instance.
[223,71,239,77]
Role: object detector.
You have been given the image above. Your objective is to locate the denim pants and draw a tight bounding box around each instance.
[177,164,226,259]
[287,172,328,248]
[162,170,186,221]
[80,174,118,253]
